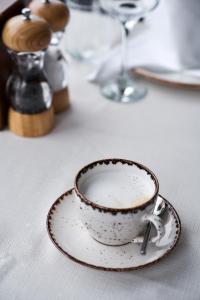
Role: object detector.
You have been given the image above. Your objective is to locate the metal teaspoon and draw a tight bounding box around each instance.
[140,197,166,255]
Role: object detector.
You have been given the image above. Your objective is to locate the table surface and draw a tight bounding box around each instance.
[1,53,200,300]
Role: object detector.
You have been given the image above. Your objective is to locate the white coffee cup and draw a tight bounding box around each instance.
[74,158,165,246]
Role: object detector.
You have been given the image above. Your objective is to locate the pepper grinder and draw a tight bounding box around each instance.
[2,8,54,137]
[29,0,70,113]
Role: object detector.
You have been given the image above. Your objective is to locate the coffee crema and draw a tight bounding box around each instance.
[78,167,155,209]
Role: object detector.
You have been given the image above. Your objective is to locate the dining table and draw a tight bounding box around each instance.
[0,43,200,299]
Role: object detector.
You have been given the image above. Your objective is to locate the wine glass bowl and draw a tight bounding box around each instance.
[100,0,159,22]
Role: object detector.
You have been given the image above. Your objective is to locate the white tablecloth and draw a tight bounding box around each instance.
[0,58,200,300]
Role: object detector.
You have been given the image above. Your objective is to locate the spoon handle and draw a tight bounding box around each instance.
[140,222,151,255]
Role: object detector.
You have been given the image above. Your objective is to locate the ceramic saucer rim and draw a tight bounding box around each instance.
[46,189,181,272]
[134,68,200,89]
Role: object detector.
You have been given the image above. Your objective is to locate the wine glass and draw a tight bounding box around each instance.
[99,0,159,103]
[66,0,120,63]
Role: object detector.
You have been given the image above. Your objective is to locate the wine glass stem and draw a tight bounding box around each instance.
[120,21,136,77]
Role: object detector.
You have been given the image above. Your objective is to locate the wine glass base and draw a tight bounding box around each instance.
[100,74,147,103]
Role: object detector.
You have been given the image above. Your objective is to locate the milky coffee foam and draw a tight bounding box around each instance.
[79,169,155,209]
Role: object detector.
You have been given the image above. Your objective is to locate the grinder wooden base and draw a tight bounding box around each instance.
[8,106,54,137]
[53,87,70,113]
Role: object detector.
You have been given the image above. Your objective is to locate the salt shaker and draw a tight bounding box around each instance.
[2,8,54,137]
[29,0,70,113]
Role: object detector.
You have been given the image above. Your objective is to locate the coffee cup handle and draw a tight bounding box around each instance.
[142,213,165,245]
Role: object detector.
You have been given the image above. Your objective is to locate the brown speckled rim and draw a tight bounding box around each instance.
[74,158,159,213]
[46,189,181,272]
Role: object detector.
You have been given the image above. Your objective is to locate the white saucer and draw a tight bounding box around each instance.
[47,189,181,271]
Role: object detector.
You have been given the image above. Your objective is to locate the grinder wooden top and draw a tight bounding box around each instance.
[2,8,52,52]
[29,0,70,32]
